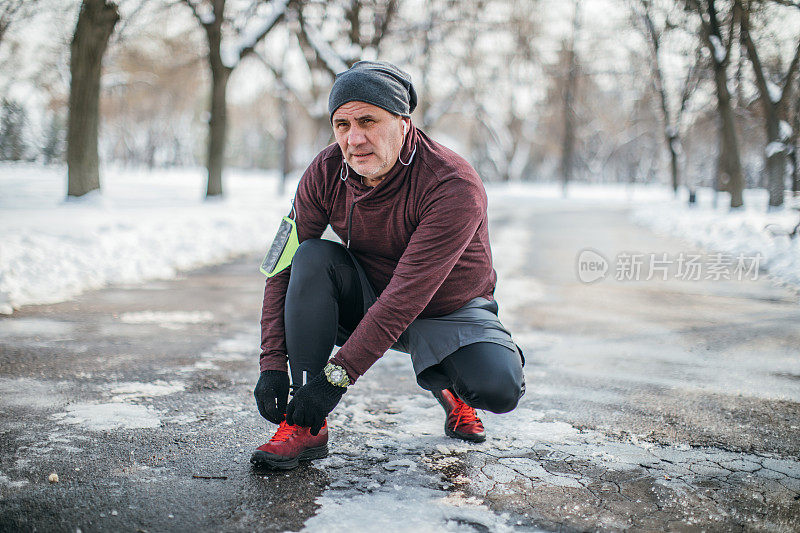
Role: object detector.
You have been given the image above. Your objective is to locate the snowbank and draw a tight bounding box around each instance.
[632,188,800,289]
[0,163,293,314]
[2,163,797,315]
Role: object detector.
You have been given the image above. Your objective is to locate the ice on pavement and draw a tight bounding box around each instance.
[302,354,534,532]
[43,379,188,431]
[303,350,800,531]
[108,380,186,400]
[303,484,520,533]
[52,402,162,431]
[119,311,214,326]
[0,377,70,409]
[0,471,29,490]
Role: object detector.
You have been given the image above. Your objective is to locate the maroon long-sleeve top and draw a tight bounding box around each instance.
[259,125,497,382]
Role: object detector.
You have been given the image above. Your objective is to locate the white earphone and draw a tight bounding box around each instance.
[402,122,408,136]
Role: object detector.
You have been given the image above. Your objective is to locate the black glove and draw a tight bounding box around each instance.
[254,370,290,424]
[285,372,346,435]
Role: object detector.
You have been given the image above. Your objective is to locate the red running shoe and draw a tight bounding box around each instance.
[251,418,328,470]
[432,388,486,443]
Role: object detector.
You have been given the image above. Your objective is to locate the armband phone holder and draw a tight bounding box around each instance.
[260,207,300,278]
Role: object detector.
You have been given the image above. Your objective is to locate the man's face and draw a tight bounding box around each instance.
[332,101,409,181]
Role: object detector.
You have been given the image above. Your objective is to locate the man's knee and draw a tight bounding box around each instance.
[456,373,523,414]
[472,383,522,414]
[286,240,341,299]
[291,239,351,283]
[292,239,339,270]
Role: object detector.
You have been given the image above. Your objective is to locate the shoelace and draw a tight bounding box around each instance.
[451,398,482,429]
[269,419,300,443]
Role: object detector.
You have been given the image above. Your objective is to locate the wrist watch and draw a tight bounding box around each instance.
[324,362,350,388]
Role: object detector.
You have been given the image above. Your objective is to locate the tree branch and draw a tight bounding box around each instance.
[371,0,398,50]
[769,0,800,8]
[237,0,289,62]
[678,45,704,121]
[296,7,347,77]
[738,0,771,104]
[780,37,800,107]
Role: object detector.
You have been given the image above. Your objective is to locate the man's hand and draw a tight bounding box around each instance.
[285,372,346,435]
[254,370,290,424]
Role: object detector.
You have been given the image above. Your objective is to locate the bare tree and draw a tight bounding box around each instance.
[792,77,800,194]
[636,0,702,195]
[67,0,119,198]
[738,0,800,208]
[0,0,40,47]
[250,29,297,194]
[287,0,400,148]
[560,1,580,195]
[685,0,745,208]
[295,0,397,74]
[182,0,289,197]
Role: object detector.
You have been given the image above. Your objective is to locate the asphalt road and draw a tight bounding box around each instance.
[1,200,798,532]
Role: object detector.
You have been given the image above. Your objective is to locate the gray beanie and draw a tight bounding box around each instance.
[328,60,417,121]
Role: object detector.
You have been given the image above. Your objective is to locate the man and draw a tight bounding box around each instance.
[251,61,525,470]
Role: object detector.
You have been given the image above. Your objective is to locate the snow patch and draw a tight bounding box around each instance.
[303,486,518,532]
[119,311,214,325]
[709,35,726,63]
[200,330,257,361]
[0,471,29,490]
[767,80,782,104]
[779,120,792,141]
[766,141,786,158]
[0,164,291,314]
[108,380,185,400]
[52,402,162,431]
[0,317,74,337]
[632,188,800,288]
[0,378,68,409]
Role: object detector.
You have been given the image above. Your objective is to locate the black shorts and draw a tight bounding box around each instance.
[336,247,524,390]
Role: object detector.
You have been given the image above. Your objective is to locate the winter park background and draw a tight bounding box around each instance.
[1,0,800,532]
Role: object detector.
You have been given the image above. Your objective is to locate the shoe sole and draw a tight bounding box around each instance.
[432,390,487,443]
[445,423,486,443]
[250,444,329,470]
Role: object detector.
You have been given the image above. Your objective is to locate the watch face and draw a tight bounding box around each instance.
[331,368,344,382]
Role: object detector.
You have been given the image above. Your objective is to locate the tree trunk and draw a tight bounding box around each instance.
[714,68,744,208]
[668,134,680,194]
[792,95,799,195]
[641,3,682,195]
[206,62,230,197]
[560,6,579,196]
[703,0,744,208]
[66,0,118,197]
[739,0,790,208]
[763,114,787,208]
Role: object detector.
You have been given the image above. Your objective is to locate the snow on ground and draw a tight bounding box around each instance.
[0,163,293,314]
[119,311,215,330]
[52,403,163,431]
[303,346,800,532]
[631,188,800,289]
[2,163,798,318]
